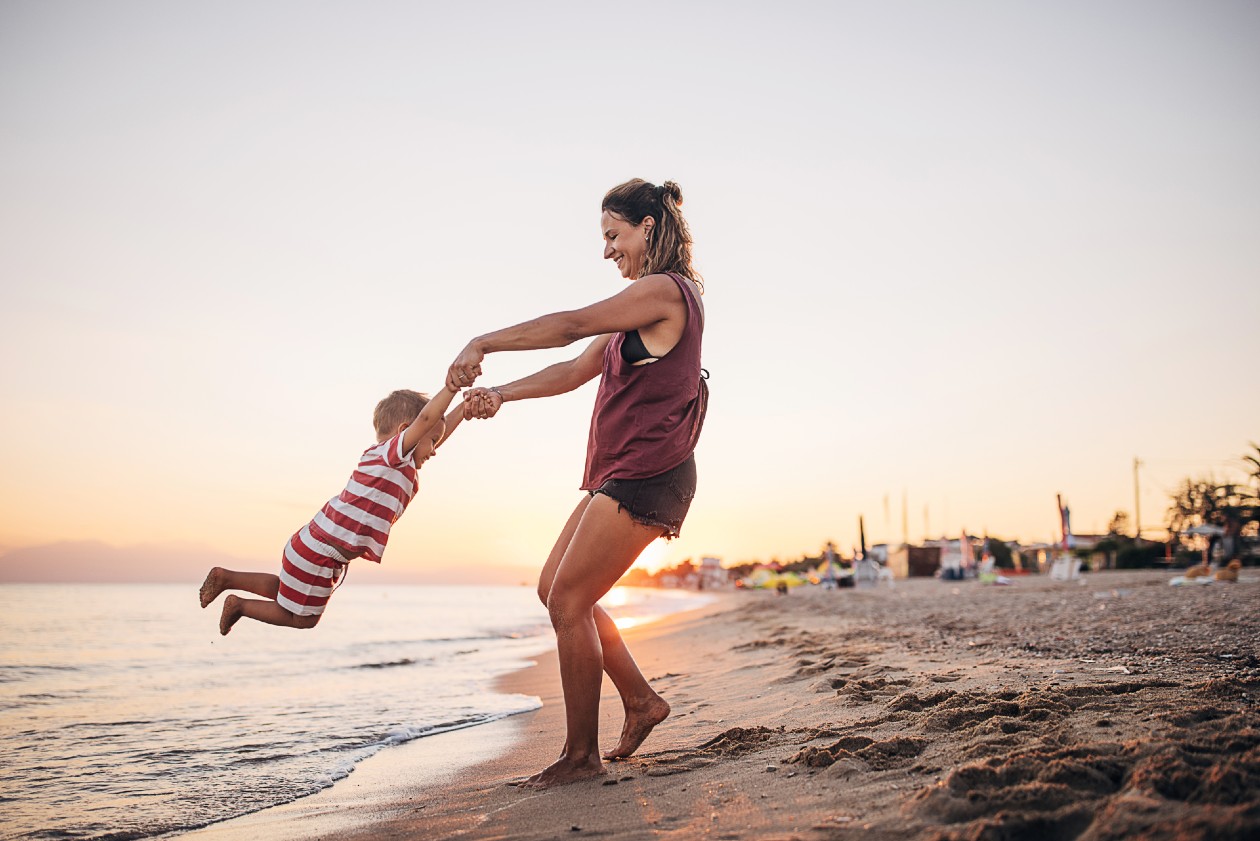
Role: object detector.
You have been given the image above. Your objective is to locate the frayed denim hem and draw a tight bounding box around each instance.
[590,489,681,540]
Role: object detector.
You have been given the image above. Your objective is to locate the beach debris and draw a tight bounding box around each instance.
[1091,666,1132,674]
[570,825,581,832]
[602,778,618,785]
[1215,559,1243,582]
[765,764,778,772]
[1169,575,1214,586]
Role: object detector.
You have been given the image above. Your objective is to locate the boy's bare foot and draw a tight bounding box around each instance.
[520,755,606,789]
[200,568,227,608]
[603,694,670,760]
[219,595,245,636]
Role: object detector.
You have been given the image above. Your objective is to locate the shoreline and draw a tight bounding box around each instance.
[173,593,729,841]
[168,712,537,841]
[179,571,1260,840]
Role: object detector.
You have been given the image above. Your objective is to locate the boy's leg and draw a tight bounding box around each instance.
[538,498,670,760]
[220,595,319,635]
[200,568,280,607]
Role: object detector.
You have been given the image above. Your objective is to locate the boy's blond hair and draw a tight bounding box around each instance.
[373,389,429,438]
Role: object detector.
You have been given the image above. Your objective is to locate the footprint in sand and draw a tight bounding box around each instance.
[792,734,927,771]
[641,726,789,777]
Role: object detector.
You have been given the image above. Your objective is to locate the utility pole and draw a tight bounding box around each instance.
[1133,457,1143,540]
[901,490,909,547]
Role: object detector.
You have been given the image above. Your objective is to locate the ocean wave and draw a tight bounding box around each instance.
[350,655,423,670]
[0,664,82,682]
[375,703,542,748]
[0,584,567,841]
[349,657,426,670]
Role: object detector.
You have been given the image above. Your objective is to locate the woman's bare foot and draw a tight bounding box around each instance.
[219,594,245,636]
[200,568,227,608]
[520,755,607,789]
[604,694,670,760]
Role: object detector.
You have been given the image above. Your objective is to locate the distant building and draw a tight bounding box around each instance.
[698,557,727,590]
[922,536,984,575]
[887,545,941,578]
[1019,543,1056,573]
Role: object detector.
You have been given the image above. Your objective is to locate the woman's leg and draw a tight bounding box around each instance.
[538,498,670,760]
[593,607,671,759]
[199,567,279,607]
[525,494,663,788]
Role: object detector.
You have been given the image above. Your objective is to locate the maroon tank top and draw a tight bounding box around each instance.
[581,272,707,489]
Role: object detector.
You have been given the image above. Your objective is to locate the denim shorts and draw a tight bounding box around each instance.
[589,454,697,539]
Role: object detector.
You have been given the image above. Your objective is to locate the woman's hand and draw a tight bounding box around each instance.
[463,387,504,420]
[447,341,485,391]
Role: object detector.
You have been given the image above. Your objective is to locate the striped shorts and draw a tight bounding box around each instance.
[276,525,348,617]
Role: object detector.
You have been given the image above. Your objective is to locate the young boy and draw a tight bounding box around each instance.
[199,383,462,635]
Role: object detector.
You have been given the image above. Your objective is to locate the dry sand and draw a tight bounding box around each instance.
[183,570,1260,840]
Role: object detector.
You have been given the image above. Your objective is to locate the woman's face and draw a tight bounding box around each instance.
[601,210,651,280]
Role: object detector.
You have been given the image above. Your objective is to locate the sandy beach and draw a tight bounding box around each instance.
[182,569,1260,840]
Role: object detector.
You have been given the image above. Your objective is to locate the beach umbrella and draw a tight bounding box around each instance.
[859,516,867,559]
[768,571,807,589]
[741,568,778,589]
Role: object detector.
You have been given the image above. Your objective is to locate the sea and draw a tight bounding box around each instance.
[0,583,713,841]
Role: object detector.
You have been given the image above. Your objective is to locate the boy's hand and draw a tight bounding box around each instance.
[463,387,503,420]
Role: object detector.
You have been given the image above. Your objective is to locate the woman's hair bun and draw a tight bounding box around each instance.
[660,180,683,206]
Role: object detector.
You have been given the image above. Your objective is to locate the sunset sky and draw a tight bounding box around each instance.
[2,1,1257,582]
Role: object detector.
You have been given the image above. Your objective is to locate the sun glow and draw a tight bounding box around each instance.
[631,540,670,574]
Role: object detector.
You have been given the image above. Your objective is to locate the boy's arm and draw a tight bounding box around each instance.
[435,400,464,449]
[400,384,458,456]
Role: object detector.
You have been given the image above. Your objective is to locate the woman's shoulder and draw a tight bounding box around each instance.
[637,271,699,299]
[637,272,703,328]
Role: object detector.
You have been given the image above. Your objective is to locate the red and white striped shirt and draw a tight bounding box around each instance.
[294,433,419,565]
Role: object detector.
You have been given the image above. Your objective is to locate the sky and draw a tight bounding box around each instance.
[1,0,1257,582]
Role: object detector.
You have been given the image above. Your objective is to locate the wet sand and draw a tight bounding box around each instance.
[182,570,1260,840]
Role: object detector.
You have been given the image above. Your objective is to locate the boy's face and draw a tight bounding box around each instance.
[413,420,446,466]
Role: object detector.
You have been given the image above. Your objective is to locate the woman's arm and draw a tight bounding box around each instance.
[465,335,610,420]
[448,274,681,389]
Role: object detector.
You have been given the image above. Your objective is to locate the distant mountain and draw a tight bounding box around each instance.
[0,540,538,587]
[0,540,259,584]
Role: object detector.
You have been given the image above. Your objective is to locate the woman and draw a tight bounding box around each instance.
[449,178,707,788]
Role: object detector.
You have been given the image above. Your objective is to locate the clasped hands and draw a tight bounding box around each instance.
[447,342,501,420]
